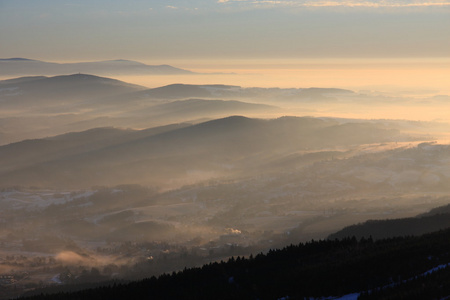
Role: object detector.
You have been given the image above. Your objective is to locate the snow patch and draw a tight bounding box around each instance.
[422,263,449,276]
[0,189,94,210]
[50,274,62,284]
[330,293,360,300]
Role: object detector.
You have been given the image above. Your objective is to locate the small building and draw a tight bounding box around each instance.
[0,275,15,285]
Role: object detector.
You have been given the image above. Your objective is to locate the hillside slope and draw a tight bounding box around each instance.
[0,116,407,188]
[328,203,450,240]
[19,228,450,300]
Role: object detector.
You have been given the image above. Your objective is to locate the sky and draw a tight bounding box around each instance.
[1,0,449,62]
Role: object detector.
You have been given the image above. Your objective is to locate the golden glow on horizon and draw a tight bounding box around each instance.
[217,0,450,8]
[112,58,450,93]
[1,57,448,122]
[101,57,450,124]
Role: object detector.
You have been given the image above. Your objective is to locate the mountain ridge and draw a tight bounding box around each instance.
[0,116,410,189]
[328,202,450,240]
[0,58,194,76]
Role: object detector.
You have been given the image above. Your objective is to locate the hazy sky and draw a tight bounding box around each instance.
[1,0,449,62]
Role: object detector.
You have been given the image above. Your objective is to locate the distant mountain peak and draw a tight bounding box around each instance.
[100,59,146,65]
[61,73,103,78]
[0,58,194,76]
[201,84,241,89]
[41,74,147,89]
[47,73,109,81]
[110,59,135,62]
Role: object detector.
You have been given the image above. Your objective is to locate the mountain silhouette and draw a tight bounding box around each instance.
[0,58,194,76]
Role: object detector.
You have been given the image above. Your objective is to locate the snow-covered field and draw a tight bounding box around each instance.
[0,189,94,210]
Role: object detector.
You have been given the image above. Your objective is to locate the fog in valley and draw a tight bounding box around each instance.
[0,58,450,298]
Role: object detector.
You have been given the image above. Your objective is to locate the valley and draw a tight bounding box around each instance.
[2,1,449,298]
[0,70,449,299]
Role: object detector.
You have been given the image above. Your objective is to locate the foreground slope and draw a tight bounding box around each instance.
[19,228,450,300]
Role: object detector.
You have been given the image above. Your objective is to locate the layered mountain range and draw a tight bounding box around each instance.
[0,71,449,299]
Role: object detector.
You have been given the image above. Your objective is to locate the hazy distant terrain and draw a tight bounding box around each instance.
[0,115,418,188]
[0,75,285,144]
[2,0,449,297]
[0,58,194,76]
[1,73,448,145]
[0,72,449,299]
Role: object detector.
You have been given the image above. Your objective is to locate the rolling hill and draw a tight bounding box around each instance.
[0,75,285,144]
[0,116,409,189]
[328,203,450,240]
[18,228,450,300]
[0,73,146,106]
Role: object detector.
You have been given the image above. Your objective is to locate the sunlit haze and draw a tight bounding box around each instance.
[1,1,450,298]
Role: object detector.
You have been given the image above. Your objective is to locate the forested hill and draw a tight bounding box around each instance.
[328,211,450,240]
[21,229,450,300]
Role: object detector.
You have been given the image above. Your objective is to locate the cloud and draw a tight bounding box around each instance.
[56,251,92,265]
[302,1,450,8]
[217,0,450,8]
[218,0,248,2]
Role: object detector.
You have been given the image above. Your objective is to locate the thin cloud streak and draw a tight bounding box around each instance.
[302,1,450,7]
[218,0,450,8]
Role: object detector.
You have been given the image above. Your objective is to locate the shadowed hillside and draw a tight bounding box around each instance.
[18,228,450,300]
[0,74,146,107]
[328,203,450,240]
[0,116,408,189]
